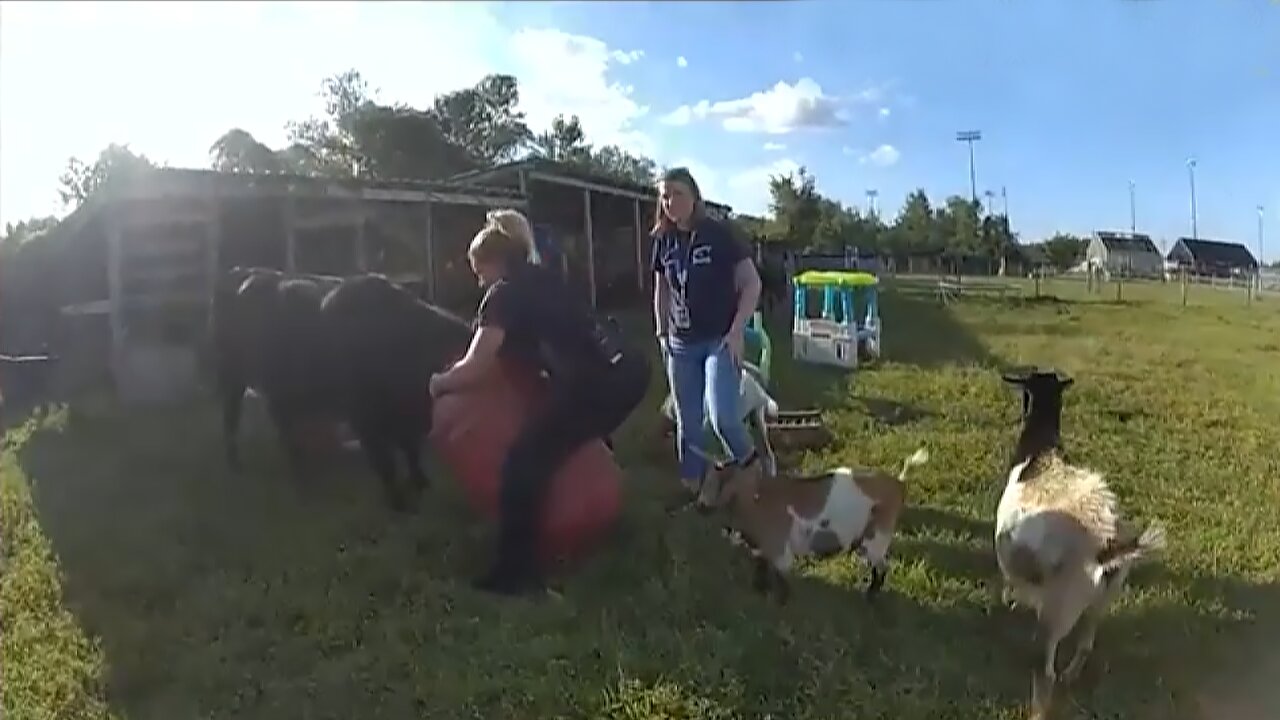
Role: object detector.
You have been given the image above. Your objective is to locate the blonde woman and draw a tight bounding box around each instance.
[651,167,763,496]
[429,209,650,596]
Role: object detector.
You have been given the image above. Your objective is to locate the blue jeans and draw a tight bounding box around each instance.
[664,335,754,483]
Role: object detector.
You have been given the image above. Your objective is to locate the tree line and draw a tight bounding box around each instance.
[2,67,1209,274]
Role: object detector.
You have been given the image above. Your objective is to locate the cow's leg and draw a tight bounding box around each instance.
[353,414,408,512]
[220,376,247,471]
[398,406,430,495]
[266,396,308,486]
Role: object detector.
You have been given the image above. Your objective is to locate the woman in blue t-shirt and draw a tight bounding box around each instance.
[650,167,763,495]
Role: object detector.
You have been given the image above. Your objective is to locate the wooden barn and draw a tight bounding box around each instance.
[13,168,523,405]
[447,158,732,310]
[1084,231,1164,278]
[7,163,734,406]
[1165,237,1258,278]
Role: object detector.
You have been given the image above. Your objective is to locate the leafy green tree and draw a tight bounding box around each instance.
[58,143,156,208]
[766,167,822,249]
[1039,232,1089,271]
[429,74,532,165]
[1,216,60,257]
[209,129,283,174]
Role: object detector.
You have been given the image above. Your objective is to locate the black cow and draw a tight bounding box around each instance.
[212,267,341,480]
[318,273,473,511]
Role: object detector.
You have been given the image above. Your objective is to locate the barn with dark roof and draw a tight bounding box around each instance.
[1083,231,1164,278]
[1165,237,1258,278]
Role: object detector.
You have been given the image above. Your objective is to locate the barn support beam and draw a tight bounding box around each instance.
[423,200,436,302]
[283,196,298,272]
[583,188,596,308]
[633,198,644,293]
[105,214,125,364]
[205,197,222,327]
[353,201,368,272]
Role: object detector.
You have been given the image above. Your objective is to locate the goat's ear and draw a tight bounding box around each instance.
[1059,377,1075,389]
[1001,373,1026,386]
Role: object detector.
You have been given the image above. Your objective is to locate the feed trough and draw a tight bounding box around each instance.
[766,409,834,453]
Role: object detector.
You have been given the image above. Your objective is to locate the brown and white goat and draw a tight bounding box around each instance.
[697,447,929,603]
[996,370,1166,720]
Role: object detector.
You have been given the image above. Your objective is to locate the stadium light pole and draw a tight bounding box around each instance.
[1186,157,1198,239]
[1002,186,1009,217]
[866,189,879,218]
[1260,204,1266,275]
[1128,179,1137,234]
[984,189,995,217]
[956,130,982,204]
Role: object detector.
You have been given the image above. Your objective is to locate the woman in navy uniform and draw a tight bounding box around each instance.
[650,167,763,496]
[430,210,650,596]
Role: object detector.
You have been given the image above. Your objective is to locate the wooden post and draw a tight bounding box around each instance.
[583,188,596,308]
[106,213,125,360]
[423,200,436,302]
[633,198,644,293]
[1034,268,1041,298]
[1116,273,1122,302]
[283,195,298,272]
[205,197,222,327]
[353,201,368,272]
[1181,269,1188,307]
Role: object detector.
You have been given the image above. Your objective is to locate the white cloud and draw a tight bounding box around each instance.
[842,146,860,157]
[763,142,786,151]
[793,51,804,63]
[861,144,901,167]
[878,107,892,119]
[660,78,851,135]
[725,158,802,215]
[507,28,652,156]
[0,5,661,224]
[676,55,688,68]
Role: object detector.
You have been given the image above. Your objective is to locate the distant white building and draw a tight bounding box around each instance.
[1084,231,1164,278]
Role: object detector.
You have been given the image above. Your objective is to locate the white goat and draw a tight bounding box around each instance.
[697,447,929,603]
[658,361,780,477]
[996,370,1166,720]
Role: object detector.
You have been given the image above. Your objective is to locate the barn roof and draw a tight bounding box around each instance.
[1171,237,1257,268]
[447,158,733,214]
[1094,230,1161,255]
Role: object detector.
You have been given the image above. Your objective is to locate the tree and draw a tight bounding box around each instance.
[428,74,532,165]
[58,143,156,208]
[766,167,822,249]
[209,129,283,174]
[888,189,935,254]
[533,114,590,164]
[1,216,60,257]
[530,114,658,185]
[1039,232,1088,271]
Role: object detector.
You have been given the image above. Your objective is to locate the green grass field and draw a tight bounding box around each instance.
[4,279,1279,719]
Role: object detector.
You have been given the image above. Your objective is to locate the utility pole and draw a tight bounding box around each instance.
[1001,186,1009,217]
[1128,179,1137,234]
[1260,205,1266,283]
[956,130,982,204]
[866,189,878,218]
[984,189,995,217]
[1186,158,1198,239]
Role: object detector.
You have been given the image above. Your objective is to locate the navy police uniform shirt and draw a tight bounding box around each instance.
[475,262,619,387]
[650,217,747,342]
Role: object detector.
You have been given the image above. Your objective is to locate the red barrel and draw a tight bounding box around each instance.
[429,360,622,568]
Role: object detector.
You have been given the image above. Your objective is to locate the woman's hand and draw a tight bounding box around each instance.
[725,328,745,367]
[428,372,448,398]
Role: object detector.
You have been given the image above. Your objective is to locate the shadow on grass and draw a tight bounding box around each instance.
[880,281,1000,369]
[17,406,1280,720]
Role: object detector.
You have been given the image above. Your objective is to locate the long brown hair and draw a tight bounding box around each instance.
[651,166,707,235]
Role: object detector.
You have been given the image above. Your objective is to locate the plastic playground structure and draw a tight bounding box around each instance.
[791,270,882,370]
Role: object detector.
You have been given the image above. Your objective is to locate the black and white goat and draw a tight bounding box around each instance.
[696,446,928,604]
[996,370,1166,720]
[657,361,780,477]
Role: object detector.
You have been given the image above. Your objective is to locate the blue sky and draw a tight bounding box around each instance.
[2,1,1277,259]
